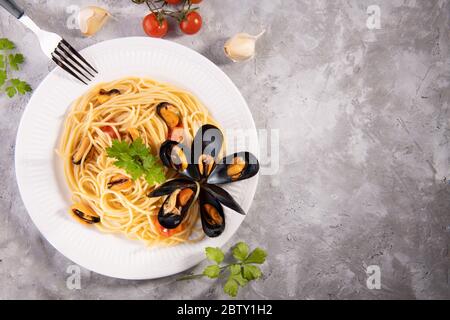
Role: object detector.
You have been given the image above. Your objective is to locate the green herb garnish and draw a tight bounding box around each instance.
[0,38,31,98]
[106,138,166,185]
[178,242,267,298]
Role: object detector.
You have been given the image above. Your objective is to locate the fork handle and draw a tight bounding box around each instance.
[0,0,24,19]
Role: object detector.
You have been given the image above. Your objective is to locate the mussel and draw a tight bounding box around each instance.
[159,141,200,181]
[207,152,259,185]
[157,102,181,129]
[199,190,225,237]
[150,179,198,229]
[202,184,245,215]
[70,203,100,224]
[107,174,132,191]
[148,124,259,238]
[169,126,185,143]
[126,128,140,142]
[148,178,196,198]
[97,88,120,104]
[72,136,92,165]
[191,124,223,179]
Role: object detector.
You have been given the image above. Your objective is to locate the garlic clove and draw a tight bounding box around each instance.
[224,31,265,62]
[78,6,111,37]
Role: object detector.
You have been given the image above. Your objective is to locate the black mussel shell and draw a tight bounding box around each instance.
[206,152,259,185]
[147,178,196,198]
[159,140,200,181]
[157,185,197,229]
[156,102,181,129]
[199,189,225,237]
[191,124,223,179]
[202,184,245,215]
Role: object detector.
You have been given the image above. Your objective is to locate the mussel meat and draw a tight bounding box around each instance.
[198,154,215,178]
[149,124,260,239]
[97,88,120,104]
[70,203,100,224]
[157,102,181,129]
[159,141,200,181]
[126,128,140,142]
[72,136,92,165]
[107,174,132,191]
[148,178,196,198]
[169,126,185,143]
[158,186,197,229]
[207,152,259,185]
[199,190,225,237]
[191,124,223,165]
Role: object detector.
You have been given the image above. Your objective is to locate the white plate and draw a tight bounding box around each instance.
[15,37,259,279]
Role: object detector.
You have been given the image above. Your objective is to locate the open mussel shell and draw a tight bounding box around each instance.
[191,124,223,179]
[207,152,259,185]
[199,189,225,237]
[202,184,245,215]
[147,178,196,198]
[157,184,198,230]
[157,102,181,129]
[70,203,100,224]
[159,140,200,181]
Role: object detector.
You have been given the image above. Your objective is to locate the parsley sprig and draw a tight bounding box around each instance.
[178,242,267,298]
[0,38,31,98]
[106,138,166,185]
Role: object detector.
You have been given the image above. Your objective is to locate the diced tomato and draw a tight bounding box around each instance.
[100,126,119,139]
[152,216,185,237]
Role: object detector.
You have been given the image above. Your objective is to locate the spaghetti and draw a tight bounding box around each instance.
[58,77,219,246]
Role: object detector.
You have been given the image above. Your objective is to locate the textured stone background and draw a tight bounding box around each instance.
[1,0,449,299]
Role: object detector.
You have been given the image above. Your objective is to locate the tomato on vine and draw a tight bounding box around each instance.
[135,0,204,37]
[179,11,202,35]
[165,0,182,4]
[143,13,168,38]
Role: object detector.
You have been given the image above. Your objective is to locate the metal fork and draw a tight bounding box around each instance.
[0,0,97,84]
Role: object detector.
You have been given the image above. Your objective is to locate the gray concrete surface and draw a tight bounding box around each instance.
[1,0,450,299]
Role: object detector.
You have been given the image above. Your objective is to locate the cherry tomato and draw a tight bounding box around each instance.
[165,0,182,4]
[189,0,203,3]
[179,11,202,35]
[100,126,119,139]
[152,216,185,237]
[143,13,168,38]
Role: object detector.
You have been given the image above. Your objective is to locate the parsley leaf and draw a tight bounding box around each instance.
[178,242,267,298]
[144,164,166,185]
[232,242,249,261]
[0,70,6,87]
[0,38,31,99]
[0,38,15,50]
[242,265,262,280]
[230,273,248,287]
[203,265,221,279]
[106,138,165,184]
[10,78,31,94]
[8,54,24,71]
[245,248,267,264]
[6,86,16,98]
[223,278,239,297]
[5,79,31,98]
[107,139,130,158]
[205,247,224,264]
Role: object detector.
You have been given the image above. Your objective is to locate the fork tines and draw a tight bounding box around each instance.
[51,39,98,85]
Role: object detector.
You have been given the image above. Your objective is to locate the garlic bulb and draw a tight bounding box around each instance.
[224,31,265,62]
[78,6,111,37]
